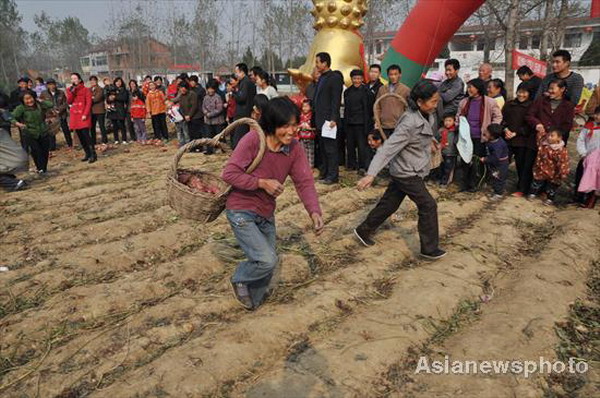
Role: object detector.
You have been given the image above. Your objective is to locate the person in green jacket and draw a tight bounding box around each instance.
[11,93,54,174]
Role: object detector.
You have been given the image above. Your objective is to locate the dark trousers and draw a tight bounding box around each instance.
[530,179,560,200]
[318,135,339,181]
[75,128,96,160]
[460,139,485,191]
[440,155,457,185]
[357,175,440,254]
[189,118,204,140]
[346,123,369,170]
[60,117,72,147]
[573,158,589,203]
[126,115,136,141]
[511,146,537,194]
[203,123,223,154]
[0,174,20,191]
[489,161,509,195]
[337,121,346,166]
[111,119,126,142]
[22,134,51,172]
[91,113,107,144]
[151,113,169,140]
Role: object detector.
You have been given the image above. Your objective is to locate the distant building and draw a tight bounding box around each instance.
[367,17,600,85]
[80,37,172,80]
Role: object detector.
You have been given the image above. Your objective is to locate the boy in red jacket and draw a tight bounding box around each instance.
[130,92,147,143]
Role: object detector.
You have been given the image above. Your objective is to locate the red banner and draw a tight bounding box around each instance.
[512,50,547,77]
[592,0,600,18]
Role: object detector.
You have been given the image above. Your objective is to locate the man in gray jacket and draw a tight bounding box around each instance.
[438,59,465,118]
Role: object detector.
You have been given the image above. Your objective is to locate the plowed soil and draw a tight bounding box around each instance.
[1,134,598,398]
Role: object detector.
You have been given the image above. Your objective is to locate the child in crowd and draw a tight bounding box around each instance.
[367,130,384,151]
[575,106,600,208]
[436,113,458,186]
[487,79,506,110]
[298,99,316,167]
[224,78,237,124]
[130,92,147,143]
[528,126,570,206]
[145,81,169,141]
[202,79,225,155]
[367,130,388,179]
[481,123,509,200]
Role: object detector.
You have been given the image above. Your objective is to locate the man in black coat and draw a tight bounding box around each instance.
[313,52,344,184]
[232,63,257,148]
[367,64,383,98]
[344,69,374,174]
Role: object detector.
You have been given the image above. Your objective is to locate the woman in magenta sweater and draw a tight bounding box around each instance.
[222,97,324,310]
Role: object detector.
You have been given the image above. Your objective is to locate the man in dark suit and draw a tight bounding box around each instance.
[313,52,343,184]
[232,63,257,148]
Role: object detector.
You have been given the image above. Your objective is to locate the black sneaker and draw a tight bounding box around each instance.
[420,249,447,261]
[230,281,254,310]
[354,228,375,247]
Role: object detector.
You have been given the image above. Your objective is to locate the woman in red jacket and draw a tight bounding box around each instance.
[526,79,576,144]
[66,73,96,163]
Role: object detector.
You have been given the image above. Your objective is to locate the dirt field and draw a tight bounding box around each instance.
[1,134,599,398]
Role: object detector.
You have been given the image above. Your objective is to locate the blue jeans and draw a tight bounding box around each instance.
[226,210,278,307]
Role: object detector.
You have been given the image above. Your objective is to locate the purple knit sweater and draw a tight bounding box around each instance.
[222,130,322,218]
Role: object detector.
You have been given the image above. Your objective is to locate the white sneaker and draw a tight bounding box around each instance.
[114,141,119,145]
[122,141,128,145]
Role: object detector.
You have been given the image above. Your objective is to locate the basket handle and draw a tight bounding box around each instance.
[211,117,266,173]
[373,92,408,141]
[169,118,267,177]
[170,138,226,177]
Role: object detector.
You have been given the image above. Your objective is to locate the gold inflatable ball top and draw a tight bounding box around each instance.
[311,0,368,30]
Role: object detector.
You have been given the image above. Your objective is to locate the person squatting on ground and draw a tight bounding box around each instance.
[353,80,446,261]
[221,97,324,310]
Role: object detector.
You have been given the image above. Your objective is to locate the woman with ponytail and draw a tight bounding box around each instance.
[354,80,446,260]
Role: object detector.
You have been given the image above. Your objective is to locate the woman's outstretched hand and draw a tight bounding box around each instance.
[357,175,375,191]
[311,213,324,235]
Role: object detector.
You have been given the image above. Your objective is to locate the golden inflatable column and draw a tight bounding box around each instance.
[288,0,368,92]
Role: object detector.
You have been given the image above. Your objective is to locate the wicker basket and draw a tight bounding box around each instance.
[45,109,61,136]
[166,118,266,222]
[373,92,408,140]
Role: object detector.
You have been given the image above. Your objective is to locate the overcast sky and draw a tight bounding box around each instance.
[16,0,197,35]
